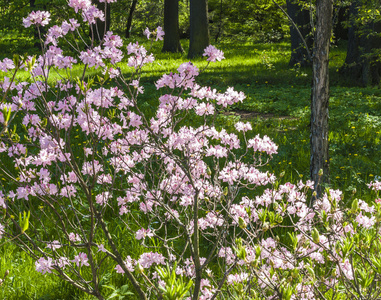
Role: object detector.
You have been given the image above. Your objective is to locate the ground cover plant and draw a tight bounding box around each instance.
[1,1,381,299]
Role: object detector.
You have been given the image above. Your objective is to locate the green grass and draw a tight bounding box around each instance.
[1,35,381,298]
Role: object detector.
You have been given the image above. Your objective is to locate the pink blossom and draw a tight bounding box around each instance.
[135,228,154,240]
[138,252,165,269]
[218,247,236,265]
[0,223,4,239]
[0,58,15,72]
[368,180,381,191]
[23,11,51,27]
[96,192,111,206]
[247,134,278,155]
[235,121,252,132]
[227,273,249,285]
[203,45,225,62]
[338,258,354,280]
[46,240,61,251]
[115,256,135,273]
[144,27,151,39]
[356,212,375,229]
[115,264,124,273]
[72,252,90,267]
[156,26,165,41]
[98,244,107,252]
[35,257,54,274]
[56,257,70,269]
[68,232,81,242]
[68,0,91,12]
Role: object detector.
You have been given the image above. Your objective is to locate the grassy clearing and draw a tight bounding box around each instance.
[1,35,381,298]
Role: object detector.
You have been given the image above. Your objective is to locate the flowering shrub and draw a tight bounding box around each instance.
[1,1,381,300]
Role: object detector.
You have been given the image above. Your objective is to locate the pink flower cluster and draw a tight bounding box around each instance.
[203,45,225,62]
[0,58,15,72]
[144,26,165,41]
[23,11,51,27]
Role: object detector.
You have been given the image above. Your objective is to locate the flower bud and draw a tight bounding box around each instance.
[136,263,144,274]
[311,228,320,244]
[351,199,359,213]
[238,217,247,229]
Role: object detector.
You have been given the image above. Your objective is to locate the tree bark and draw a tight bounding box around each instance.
[340,1,381,86]
[188,0,210,59]
[93,0,111,42]
[310,0,332,201]
[162,0,183,53]
[125,0,138,38]
[286,0,313,67]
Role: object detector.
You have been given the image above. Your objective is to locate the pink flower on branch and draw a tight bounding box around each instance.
[138,252,165,269]
[23,11,51,28]
[72,252,90,267]
[203,45,225,62]
[68,0,91,13]
[135,228,154,240]
[35,257,54,274]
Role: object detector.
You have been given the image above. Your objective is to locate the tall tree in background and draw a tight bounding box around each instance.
[286,0,312,66]
[93,0,111,42]
[340,1,381,86]
[162,0,183,53]
[310,0,332,200]
[125,0,138,38]
[188,0,210,58]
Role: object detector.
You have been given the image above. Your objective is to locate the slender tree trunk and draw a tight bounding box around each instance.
[310,0,332,201]
[93,0,111,42]
[188,0,210,59]
[162,0,183,53]
[125,0,138,38]
[286,0,313,67]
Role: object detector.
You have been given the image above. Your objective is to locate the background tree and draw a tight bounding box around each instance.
[162,0,183,53]
[125,0,138,38]
[188,0,210,58]
[310,0,332,199]
[286,0,313,67]
[93,0,111,42]
[340,0,381,86]
[208,0,288,43]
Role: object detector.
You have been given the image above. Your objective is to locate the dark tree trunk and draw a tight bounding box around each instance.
[162,0,183,53]
[286,0,313,67]
[93,0,111,42]
[340,1,381,86]
[125,0,138,38]
[310,0,332,201]
[188,0,210,59]
[333,4,349,41]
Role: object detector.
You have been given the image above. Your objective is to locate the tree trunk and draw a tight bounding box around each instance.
[310,0,332,201]
[286,0,313,67]
[188,0,210,59]
[125,0,138,38]
[162,0,183,53]
[333,4,349,41]
[340,1,381,86]
[92,0,111,42]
